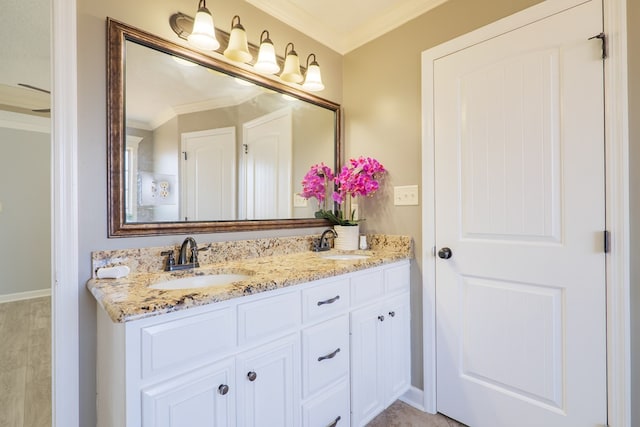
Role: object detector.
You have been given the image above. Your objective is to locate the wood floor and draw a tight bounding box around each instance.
[0,297,51,427]
[368,400,467,427]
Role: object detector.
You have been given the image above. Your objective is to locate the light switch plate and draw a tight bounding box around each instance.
[394,185,419,206]
[293,194,308,207]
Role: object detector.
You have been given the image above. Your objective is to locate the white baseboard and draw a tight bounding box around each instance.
[400,386,428,412]
[0,288,52,304]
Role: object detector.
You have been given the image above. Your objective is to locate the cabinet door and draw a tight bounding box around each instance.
[384,292,411,405]
[350,303,385,427]
[141,358,235,427]
[236,334,300,427]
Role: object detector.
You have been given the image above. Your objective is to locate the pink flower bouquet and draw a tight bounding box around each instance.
[299,156,386,225]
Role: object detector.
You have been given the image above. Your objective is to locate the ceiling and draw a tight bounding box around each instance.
[246,0,449,54]
[0,0,447,116]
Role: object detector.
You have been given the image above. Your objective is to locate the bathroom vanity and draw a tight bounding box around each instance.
[88,235,412,427]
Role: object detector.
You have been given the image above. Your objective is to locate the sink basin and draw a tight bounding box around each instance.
[319,253,371,261]
[149,273,250,290]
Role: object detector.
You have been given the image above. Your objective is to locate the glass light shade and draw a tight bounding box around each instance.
[187,7,220,51]
[223,17,252,63]
[254,41,280,74]
[280,52,303,83]
[303,62,324,91]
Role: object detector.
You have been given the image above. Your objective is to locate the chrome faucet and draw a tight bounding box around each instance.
[313,228,337,252]
[179,237,199,266]
[161,237,204,271]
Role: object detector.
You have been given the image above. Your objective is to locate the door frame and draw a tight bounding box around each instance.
[52,0,79,425]
[420,0,630,425]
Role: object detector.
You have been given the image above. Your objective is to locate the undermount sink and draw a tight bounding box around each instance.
[149,273,250,290]
[319,253,371,261]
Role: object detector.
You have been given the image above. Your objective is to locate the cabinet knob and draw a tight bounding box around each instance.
[247,371,257,382]
[328,415,342,427]
[389,311,396,317]
[218,384,229,395]
[378,315,385,322]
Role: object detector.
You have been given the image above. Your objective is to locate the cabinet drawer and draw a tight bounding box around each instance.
[384,262,410,294]
[350,269,384,306]
[302,378,350,427]
[238,291,300,345]
[302,278,349,324]
[140,308,235,379]
[302,315,349,397]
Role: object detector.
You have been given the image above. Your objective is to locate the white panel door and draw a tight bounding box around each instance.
[181,127,236,221]
[242,109,292,220]
[433,1,606,426]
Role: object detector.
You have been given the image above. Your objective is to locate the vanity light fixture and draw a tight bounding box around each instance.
[223,15,252,63]
[280,42,304,83]
[187,0,220,51]
[302,53,324,92]
[254,30,280,74]
[170,11,326,91]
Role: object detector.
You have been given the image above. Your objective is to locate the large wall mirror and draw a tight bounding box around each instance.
[107,18,341,236]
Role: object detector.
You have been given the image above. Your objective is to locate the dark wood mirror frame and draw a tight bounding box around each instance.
[107,18,341,237]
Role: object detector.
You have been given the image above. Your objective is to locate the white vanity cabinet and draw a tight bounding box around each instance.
[350,263,411,427]
[96,259,410,427]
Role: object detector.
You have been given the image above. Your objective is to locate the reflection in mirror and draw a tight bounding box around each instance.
[107,19,341,236]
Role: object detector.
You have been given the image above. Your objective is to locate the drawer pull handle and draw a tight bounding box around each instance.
[378,315,385,322]
[247,371,257,381]
[327,415,342,427]
[389,311,396,317]
[218,384,229,395]
[318,347,341,362]
[317,295,340,306]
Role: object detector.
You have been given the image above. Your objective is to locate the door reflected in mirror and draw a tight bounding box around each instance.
[124,40,335,223]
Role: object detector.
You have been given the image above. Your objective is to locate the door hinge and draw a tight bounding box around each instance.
[243,144,248,154]
[588,32,607,59]
[182,151,187,161]
[604,230,611,253]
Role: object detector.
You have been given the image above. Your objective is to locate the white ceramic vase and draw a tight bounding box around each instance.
[333,224,360,251]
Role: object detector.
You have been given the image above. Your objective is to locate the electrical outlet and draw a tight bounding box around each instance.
[394,185,419,206]
[293,194,308,207]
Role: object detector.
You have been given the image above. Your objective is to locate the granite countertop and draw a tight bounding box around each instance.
[87,244,411,324]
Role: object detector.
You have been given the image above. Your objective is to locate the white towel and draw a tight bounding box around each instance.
[96,265,130,279]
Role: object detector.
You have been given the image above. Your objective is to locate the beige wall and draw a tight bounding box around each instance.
[627,0,639,424]
[343,0,542,389]
[76,0,342,424]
